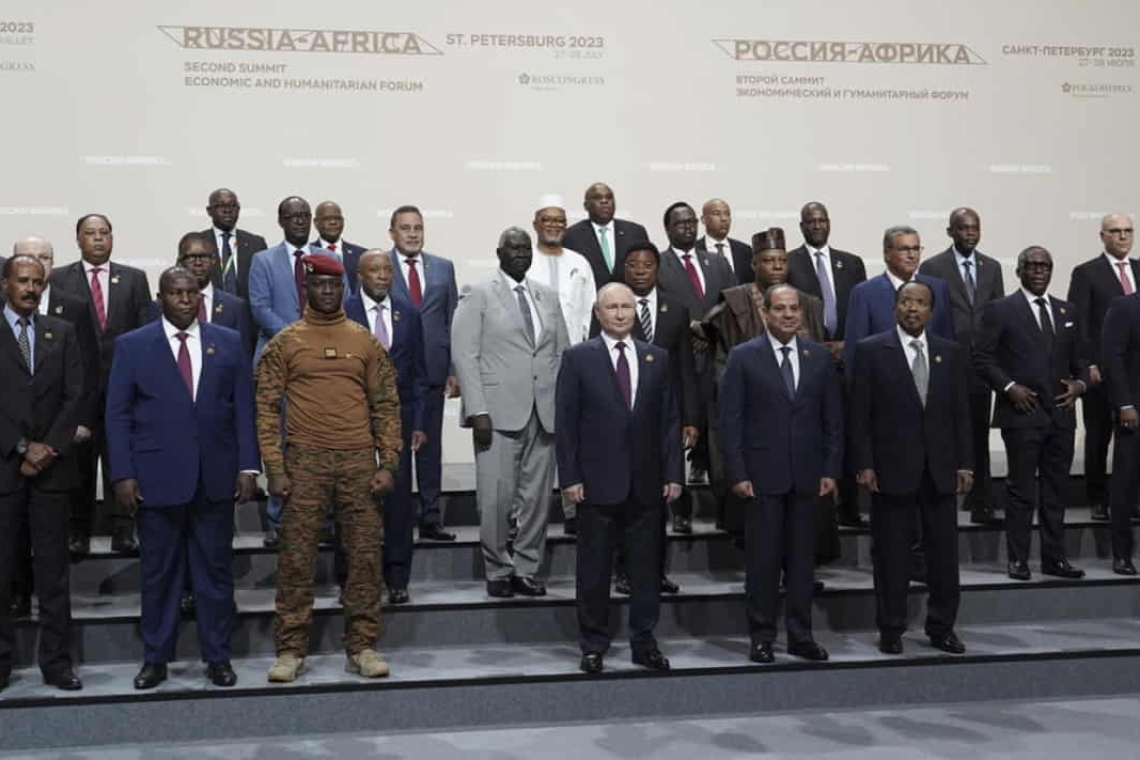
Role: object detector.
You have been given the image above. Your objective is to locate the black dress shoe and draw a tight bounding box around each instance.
[206,660,237,687]
[11,593,32,618]
[970,505,1003,525]
[110,525,138,554]
[660,576,680,594]
[1007,559,1031,581]
[878,635,903,655]
[486,579,514,598]
[929,631,966,654]
[813,579,825,593]
[632,648,670,670]
[672,515,692,534]
[180,591,196,616]
[614,574,632,595]
[510,576,546,596]
[133,663,167,690]
[750,643,775,663]
[1041,558,1085,579]
[1091,503,1110,522]
[1113,557,1138,576]
[420,524,456,542]
[263,528,281,549]
[788,640,830,661]
[68,529,90,556]
[387,588,410,605]
[580,652,603,673]
[562,517,577,537]
[44,667,83,691]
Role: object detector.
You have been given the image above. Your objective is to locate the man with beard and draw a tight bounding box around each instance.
[696,198,752,284]
[562,183,650,288]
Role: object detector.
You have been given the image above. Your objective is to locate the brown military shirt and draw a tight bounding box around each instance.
[256,308,402,477]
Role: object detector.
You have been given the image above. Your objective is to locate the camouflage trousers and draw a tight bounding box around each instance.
[274,444,383,657]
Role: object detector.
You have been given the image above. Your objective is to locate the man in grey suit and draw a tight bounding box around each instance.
[919,208,1005,524]
[452,227,570,598]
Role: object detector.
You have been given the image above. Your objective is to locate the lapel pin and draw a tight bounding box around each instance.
[206,345,215,356]
[44,331,53,341]
[802,349,809,356]
[701,257,709,267]
[214,303,224,314]
[935,355,942,363]
[660,303,668,313]
[54,305,63,315]
[836,261,844,269]
[393,310,401,322]
[645,353,655,363]
[1058,307,1066,315]
[111,275,120,284]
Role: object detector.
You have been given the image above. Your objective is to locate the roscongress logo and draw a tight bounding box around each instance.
[158,26,443,55]
[715,39,986,65]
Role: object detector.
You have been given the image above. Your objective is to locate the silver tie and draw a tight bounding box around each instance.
[910,339,928,407]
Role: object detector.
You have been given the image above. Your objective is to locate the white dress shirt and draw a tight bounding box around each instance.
[670,247,707,295]
[500,269,542,342]
[953,246,981,286]
[767,332,799,389]
[706,236,734,273]
[897,325,928,366]
[636,287,659,339]
[1019,287,1055,331]
[398,251,428,297]
[807,245,838,304]
[318,238,341,253]
[37,284,50,316]
[527,246,596,344]
[1104,251,1137,294]
[200,282,215,323]
[81,259,110,315]
[886,270,910,291]
[601,331,638,409]
[360,289,394,345]
[163,316,202,400]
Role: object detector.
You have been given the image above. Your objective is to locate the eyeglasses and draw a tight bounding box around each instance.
[891,246,923,255]
[1104,228,1134,236]
[1021,261,1053,271]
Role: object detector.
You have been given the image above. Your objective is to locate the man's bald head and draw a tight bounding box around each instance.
[12,236,55,277]
[358,248,394,302]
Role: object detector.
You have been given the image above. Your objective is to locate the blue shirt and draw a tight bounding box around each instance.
[4,303,34,371]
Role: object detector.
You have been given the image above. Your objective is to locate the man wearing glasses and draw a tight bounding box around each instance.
[201,189,267,356]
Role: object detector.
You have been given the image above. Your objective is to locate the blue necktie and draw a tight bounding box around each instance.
[815,252,838,337]
[780,345,795,397]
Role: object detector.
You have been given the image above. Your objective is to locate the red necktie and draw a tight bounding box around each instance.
[176,332,193,399]
[198,295,207,323]
[1118,262,1134,295]
[615,341,632,409]
[293,251,306,311]
[89,266,107,331]
[406,258,423,307]
[682,254,705,300]
[328,243,337,252]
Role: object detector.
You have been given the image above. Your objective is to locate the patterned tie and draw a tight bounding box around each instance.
[176,332,193,399]
[515,285,535,345]
[638,298,654,343]
[198,295,207,323]
[292,250,306,312]
[815,252,838,337]
[374,303,391,350]
[682,254,705,300]
[779,345,795,397]
[615,341,632,409]
[910,339,928,407]
[1035,297,1054,341]
[16,316,31,372]
[89,266,107,331]
[221,232,237,293]
[1118,262,1134,295]
[598,227,613,272]
[406,258,423,307]
[962,258,977,303]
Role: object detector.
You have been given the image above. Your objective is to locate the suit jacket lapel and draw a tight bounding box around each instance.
[154,327,194,404]
[0,318,28,375]
[631,342,649,413]
[494,277,533,345]
[1015,293,1053,352]
[888,333,924,409]
[756,338,793,403]
[33,318,52,373]
[593,338,630,413]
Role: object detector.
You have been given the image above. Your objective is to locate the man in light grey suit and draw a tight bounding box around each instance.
[452,227,570,598]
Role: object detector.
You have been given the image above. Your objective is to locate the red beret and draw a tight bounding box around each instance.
[300,253,345,277]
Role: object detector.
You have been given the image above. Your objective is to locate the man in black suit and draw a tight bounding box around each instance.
[697,198,752,285]
[850,281,973,656]
[1067,213,1138,521]
[919,208,1006,525]
[655,201,738,519]
[50,214,152,555]
[785,201,868,527]
[561,182,650,288]
[975,246,1088,581]
[719,284,842,663]
[161,233,253,347]
[590,241,699,594]
[1102,290,1140,574]
[0,255,85,692]
[312,201,366,294]
[203,188,267,355]
[7,237,99,617]
[557,283,683,674]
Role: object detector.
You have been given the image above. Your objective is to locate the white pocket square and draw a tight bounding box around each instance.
[1064,321,1074,328]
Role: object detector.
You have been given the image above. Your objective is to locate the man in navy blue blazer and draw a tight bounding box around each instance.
[843,225,955,371]
[849,281,973,656]
[557,283,683,674]
[387,205,459,541]
[105,267,259,690]
[312,201,366,295]
[718,283,842,664]
[340,250,428,604]
[974,247,1088,581]
[1102,289,1140,574]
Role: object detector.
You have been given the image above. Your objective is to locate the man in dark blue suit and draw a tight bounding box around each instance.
[388,205,459,541]
[843,225,955,371]
[341,250,427,604]
[975,247,1088,581]
[718,284,842,663]
[1102,289,1140,574]
[312,201,366,295]
[557,283,683,674]
[105,267,259,689]
[850,281,973,656]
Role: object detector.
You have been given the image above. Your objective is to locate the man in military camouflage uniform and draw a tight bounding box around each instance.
[256,254,402,681]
